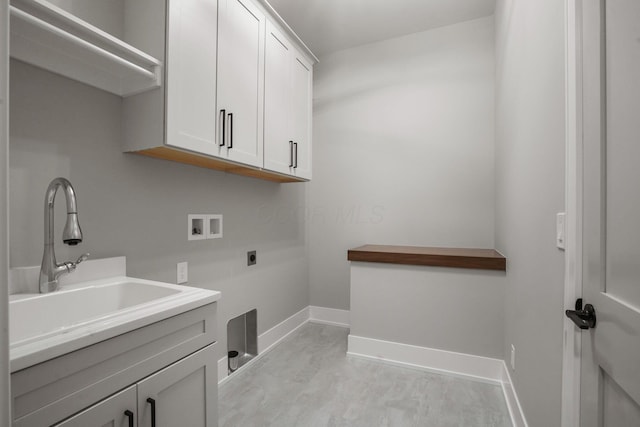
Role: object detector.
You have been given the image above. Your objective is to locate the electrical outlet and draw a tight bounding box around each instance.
[247,250,257,266]
[510,344,516,371]
[177,262,188,284]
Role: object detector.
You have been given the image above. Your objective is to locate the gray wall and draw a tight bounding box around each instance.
[495,1,566,425]
[9,60,309,363]
[46,0,125,39]
[308,17,496,310]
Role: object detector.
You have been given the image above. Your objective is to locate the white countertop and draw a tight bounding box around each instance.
[9,258,221,372]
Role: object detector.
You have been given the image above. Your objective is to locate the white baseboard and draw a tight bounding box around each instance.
[347,334,504,384]
[218,306,309,385]
[258,307,310,354]
[309,306,350,327]
[500,362,529,427]
[347,334,528,426]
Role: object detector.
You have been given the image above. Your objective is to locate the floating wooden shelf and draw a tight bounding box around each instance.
[9,0,162,97]
[348,245,506,271]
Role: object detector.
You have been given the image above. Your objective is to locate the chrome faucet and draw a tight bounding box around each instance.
[39,177,89,293]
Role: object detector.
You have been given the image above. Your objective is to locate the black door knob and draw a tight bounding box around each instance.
[565,299,596,329]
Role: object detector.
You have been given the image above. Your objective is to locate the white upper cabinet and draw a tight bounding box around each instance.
[264,21,294,175]
[120,0,316,183]
[122,0,219,158]
[290,51,313,179]
[216,0,265,168]
[12,0,316,182]
[264,21,313,179]
[165,0,218,156]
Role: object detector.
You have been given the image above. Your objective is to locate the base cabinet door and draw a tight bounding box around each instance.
[54,386,137,427]
[137,345,218,427]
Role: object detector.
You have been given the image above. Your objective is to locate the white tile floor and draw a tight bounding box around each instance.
[219,323,511,426]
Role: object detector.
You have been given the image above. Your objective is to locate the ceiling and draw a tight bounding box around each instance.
[267,0,496,57]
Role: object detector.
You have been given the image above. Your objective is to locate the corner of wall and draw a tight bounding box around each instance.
[493,0,566,425]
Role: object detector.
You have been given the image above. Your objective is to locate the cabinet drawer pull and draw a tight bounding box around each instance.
[289,141,294,167]
[227,112,233,149]
[294,142,298,169]
[124,410,134,427]
[219,109,226,147]
[147,398,156,427]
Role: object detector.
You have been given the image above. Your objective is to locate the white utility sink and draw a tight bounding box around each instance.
[9,274,220,372]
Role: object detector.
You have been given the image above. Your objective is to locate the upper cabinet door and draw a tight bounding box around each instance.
[217,0,265,167]
[165,0,218,156]
[264,21,293,175]
[291,52,313,179]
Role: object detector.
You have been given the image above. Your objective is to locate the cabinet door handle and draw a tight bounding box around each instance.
[147,398,156,427]
[294,142,298,169]
[289,141,294,167]
[227,113,233,149]
[219,109,226,147]
[124,410,134,427]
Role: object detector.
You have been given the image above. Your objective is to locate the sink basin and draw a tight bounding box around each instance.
[11,281,180,344]
[9,276,220,372]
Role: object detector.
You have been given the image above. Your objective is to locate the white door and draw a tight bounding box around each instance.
[217,0,264,167]
[165,0,218,156]
[291,52,312,179]
[264,21,294,175]
[54,386,137,427]
[578,0,640,425]
[137,345,218,427]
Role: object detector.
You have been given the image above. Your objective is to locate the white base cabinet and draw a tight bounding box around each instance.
[55,386,137,427]
[138,345,217,427]
[55,345,217,427]
[11,304,217,426]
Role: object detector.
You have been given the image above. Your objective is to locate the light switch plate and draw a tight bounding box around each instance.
[556,212,566,250]
[177,262,188,284]
[510,344,516,370]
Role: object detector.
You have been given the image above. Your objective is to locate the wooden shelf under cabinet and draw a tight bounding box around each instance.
[135,147,308,183]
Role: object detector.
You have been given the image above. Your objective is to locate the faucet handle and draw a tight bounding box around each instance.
[75,253,90,265]
[65,253,90,273]
[60,253,90,276]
